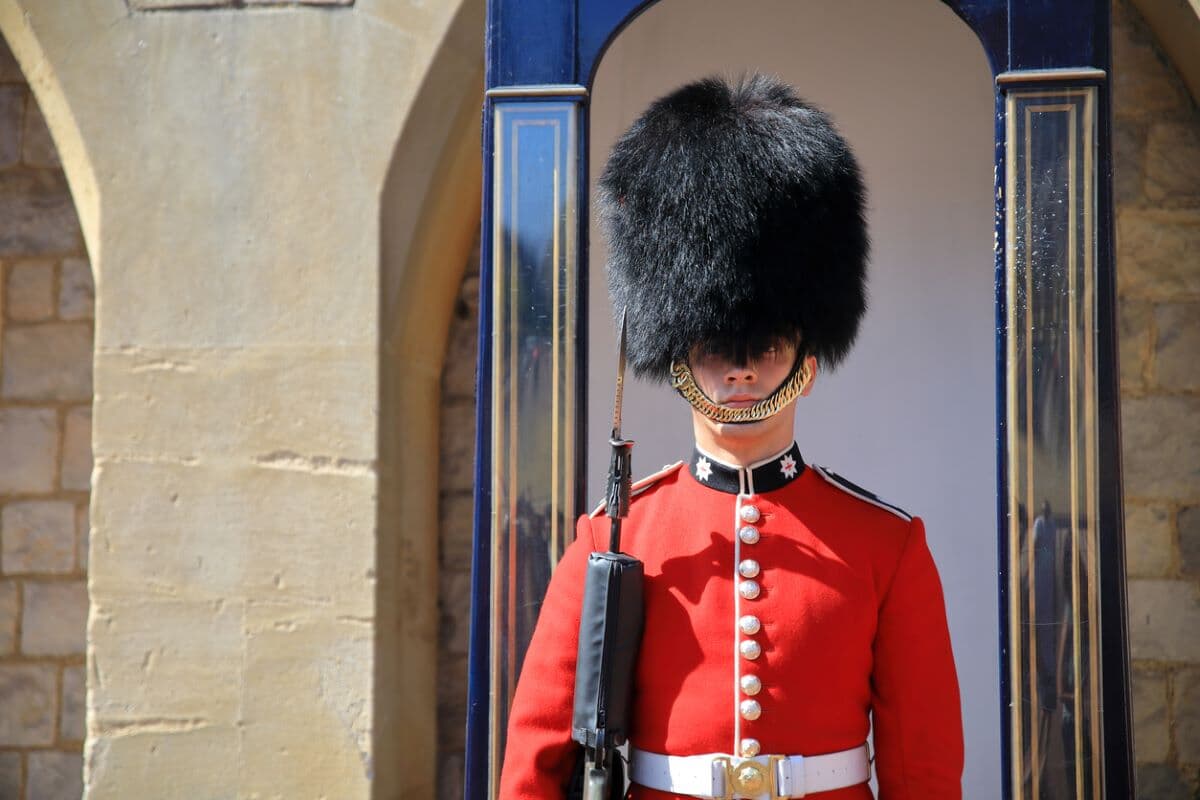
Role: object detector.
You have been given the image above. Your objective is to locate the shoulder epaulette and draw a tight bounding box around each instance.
[812,465,913,522]
[589,461,685,518]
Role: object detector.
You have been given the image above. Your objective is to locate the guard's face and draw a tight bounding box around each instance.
[688,339,809,408]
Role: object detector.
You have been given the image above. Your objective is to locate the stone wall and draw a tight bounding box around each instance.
[436,237,479,800]
[0,35,92,800]
[1114,0,1200,796]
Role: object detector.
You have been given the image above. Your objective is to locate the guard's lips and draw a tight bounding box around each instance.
[719,395,761,408]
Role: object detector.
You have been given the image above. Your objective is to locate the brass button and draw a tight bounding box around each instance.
[740,674,762,695]
[739,580,761,600]
[740,738,761,757]
[739,505,761,524]
[738,615,761,635]
[739,699,762,720]
[738,559,760,579]
[738,525,760,544]
[739,640,762,660]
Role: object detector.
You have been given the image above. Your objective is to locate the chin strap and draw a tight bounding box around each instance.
[669,357,813,424]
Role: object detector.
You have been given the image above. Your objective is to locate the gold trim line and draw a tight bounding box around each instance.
[996,68,1106,86]
[487,84,588,98]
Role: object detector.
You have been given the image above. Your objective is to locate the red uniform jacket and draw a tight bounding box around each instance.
[499,445,963,799]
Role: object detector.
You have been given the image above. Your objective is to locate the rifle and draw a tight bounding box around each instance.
[569,312,643,800]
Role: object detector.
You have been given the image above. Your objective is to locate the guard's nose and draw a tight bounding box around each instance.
[724,364,757,384]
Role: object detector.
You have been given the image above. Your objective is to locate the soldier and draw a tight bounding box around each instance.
[499,74,963,799]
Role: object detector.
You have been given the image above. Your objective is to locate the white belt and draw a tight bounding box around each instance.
[629,743,871,799]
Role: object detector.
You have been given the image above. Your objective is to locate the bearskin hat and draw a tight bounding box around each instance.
[598,74,868,381]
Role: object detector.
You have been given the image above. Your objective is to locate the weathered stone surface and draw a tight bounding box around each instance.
[0,581,16,654]
[1177,667,1200,765]
[1155,303,1200,391]
[1,322,93,401]
[1132,669,1169,762]
[1111,22,1189,120]
[1,500,77,574]
[129,0,234,7]
[1146,123,1200,204]
[0,407,59,493]
[1116,211,1200,299]
[0,85,22,169]
[0,663,56,745]
[89,596,243,724]
[1121,396,1200,500]
[1118,298,1150,390]
[441,274,480,400]
[6,259,56,321]
[77,503,89,571]
[1125,503,1172,577]
[86,726,241,800]
[21,580,87,656]
[21,101,60,168]
[1136,763,1193,799]
[438,397,474,493]
[1182,506,1200,577]
[58,257,94,320]
[0,751,19,800]
[27,751,83,799]
[61,405,92,491]
[1128,579,1200,662]
[438,568,471,656]
[1112,122,1144,206]
[0,36,22,81]
[0,170,81,256]
[438,491,474,567]
[61,664,85,742]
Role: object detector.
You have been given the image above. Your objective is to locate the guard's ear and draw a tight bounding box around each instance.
[799,355,819,397]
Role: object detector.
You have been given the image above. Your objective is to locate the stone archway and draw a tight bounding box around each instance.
[0,33,94,800]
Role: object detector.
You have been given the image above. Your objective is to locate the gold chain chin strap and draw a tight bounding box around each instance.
[669,359,812,424]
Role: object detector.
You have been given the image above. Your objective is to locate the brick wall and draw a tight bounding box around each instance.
[0,37,92,800]
[1113,1,1200,796]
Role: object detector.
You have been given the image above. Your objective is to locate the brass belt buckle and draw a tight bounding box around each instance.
[714,755,788,799]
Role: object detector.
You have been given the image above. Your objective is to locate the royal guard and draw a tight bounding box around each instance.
[499,74,963,799]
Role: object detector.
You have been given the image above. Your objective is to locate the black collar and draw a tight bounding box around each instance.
[689,443,805,495]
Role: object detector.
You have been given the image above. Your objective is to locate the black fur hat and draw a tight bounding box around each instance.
[598,74,868,381]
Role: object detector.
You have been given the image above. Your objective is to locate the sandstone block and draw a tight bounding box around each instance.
[438,568,471,656]
[1121,396,1200,500]
[1111,23,1188,120]
[21,101,59,168]
[21,580,87,656]
[77,503,89,572]
[0,85,20,168]
[0,36,21,81]
[6,259,55,321]
[1117,299,1150,391]
[85,725,240,800]
[61,664,85,742]
[0,170,82,256]
[1124,503,1172,577]
[1146,123,1200,204]
[1181,506,1200,577]
[1131,669,1169,762]
[439,397,475,493]
[88,596,243,723]
[27,751,83,799]
[61,405,92,491]
[438,491,474,567]
[1,322,93,401]
[0,751,18,800]
[1135,763,1193,799]
[0,663,56,745]
[1154,303,1200,392]
[1128,579,1200,662]
[1,500,76,574]
[1112,122,1144,206]
[1116,211,1200,299]
[0,581,16,654]
[58,257,94,320]
[0,407,59,493]
[1175,667,1200,766]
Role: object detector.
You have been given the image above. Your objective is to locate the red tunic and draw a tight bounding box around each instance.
[499,447,963,799]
